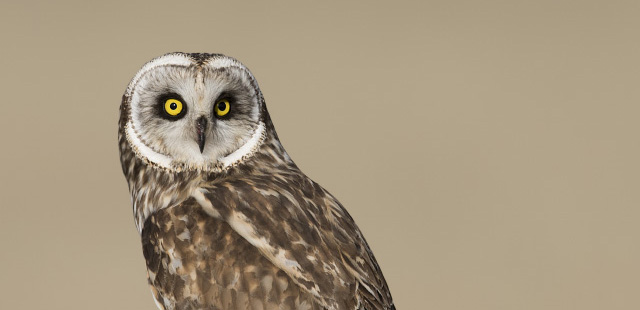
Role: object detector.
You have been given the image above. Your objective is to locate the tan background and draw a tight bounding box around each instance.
[1,0,639,309]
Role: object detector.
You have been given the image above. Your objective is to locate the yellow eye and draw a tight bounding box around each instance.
[164,99,183,116]
[215,99,231,117]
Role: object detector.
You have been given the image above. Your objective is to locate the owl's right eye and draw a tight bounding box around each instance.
[161,98,186,119]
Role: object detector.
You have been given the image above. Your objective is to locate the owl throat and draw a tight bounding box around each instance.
[122,120,272,232]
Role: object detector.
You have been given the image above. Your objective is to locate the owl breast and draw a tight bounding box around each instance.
[141,199,321,310]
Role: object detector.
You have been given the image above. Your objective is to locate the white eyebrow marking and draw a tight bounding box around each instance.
[125,53,193,97]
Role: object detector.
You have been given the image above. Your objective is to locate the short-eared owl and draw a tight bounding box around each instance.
[118,53,395,310]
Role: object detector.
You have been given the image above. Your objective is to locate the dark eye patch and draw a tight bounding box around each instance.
[157,92,188,120]
[212,91,240,119]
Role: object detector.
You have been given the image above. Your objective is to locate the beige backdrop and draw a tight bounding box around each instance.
[1,1,639,309]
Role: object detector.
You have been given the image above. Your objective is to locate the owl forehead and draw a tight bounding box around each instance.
[126,53,252,95]
[127,53,257,107]
[132,65,253,106]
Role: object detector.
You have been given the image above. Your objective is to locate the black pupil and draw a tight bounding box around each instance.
[218,102,227,111]
[170,102,177,110]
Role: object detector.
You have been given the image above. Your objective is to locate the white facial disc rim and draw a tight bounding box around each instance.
[125,120,266,171]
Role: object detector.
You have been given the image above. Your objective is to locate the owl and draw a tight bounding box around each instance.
[118,53,395,310]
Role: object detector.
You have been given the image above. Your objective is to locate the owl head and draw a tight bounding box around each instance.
[120,53,271,172]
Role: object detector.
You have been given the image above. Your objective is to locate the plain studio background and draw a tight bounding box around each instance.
[1,1,638,309]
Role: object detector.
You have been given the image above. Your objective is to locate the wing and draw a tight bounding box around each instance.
[195,170,395,310]
[142,198,322,310]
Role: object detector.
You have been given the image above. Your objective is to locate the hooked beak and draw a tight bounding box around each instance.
[196,116,208,153]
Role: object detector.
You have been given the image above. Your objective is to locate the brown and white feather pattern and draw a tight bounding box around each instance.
[119,53,395,310]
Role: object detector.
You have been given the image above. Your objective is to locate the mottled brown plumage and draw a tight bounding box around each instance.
[142,202,321,310]
[119,53,395,310]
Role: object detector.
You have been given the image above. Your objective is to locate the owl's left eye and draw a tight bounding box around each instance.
[163,98,184,117]
[214,99,231,117]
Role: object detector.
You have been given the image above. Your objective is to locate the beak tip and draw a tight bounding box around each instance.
[196,116,208,154]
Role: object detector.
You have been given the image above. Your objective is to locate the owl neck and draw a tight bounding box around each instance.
[120,122,297,233]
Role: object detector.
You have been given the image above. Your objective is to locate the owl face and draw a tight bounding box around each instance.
[124,53,267,171]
